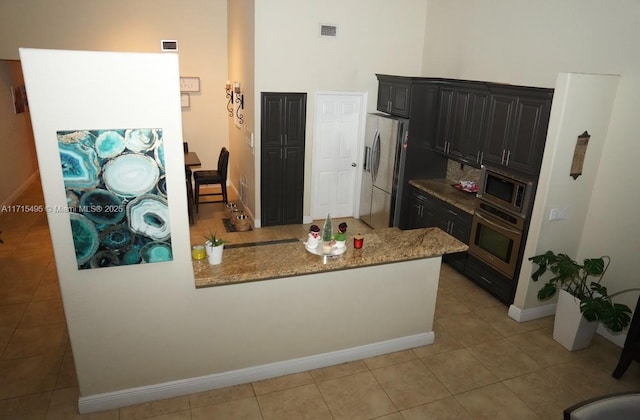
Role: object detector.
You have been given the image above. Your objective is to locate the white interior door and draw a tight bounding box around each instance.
[312,92,365,220]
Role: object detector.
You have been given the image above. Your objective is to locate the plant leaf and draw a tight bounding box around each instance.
[537,283,557,300]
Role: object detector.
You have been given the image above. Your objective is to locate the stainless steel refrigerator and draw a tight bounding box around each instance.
[359,113,408,229]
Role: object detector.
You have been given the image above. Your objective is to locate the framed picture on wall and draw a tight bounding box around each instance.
[11,85,27,114]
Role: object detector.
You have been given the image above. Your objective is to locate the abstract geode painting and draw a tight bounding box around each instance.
[57,129,173,269]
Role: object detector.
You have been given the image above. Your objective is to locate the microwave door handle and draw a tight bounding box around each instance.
[475,212,522,236]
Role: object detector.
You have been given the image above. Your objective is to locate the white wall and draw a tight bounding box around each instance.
[423,0,640,317]
[253,0,429,223]
[0,60,38,205]
[515,73,619,308]
[227,0,256,218]
[0,0,229,179]
[19,47,444,410]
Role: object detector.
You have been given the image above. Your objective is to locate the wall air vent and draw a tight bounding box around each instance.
[320,24,337,38]
[161,40,178,52]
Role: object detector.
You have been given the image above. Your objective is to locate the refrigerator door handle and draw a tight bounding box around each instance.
[372,130,381,182]
[363,146,371,173]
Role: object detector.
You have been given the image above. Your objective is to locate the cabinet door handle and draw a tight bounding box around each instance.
[476,150,480,163]
[480,275,492,285]
[447,209,458,216]
[480,152,484,165]
[501,149,506,165]
[505,150,511,166]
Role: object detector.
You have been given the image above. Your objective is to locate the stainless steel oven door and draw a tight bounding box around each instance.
[469,209,522,278]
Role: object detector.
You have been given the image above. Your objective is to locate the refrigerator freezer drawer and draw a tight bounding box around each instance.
[370,186,392,229]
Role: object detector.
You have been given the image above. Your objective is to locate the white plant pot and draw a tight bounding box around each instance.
[553,289,598,351]
[205,242,224,265]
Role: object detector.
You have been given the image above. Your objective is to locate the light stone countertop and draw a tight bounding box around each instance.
[409,179,477,214]
[193,227,468,288]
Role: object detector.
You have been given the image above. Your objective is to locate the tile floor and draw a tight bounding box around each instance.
[1,180,639,419]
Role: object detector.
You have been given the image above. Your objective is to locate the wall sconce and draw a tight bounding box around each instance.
[225,80,244,125]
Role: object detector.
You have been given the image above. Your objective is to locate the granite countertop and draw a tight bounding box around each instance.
[409,179,477,214]
[194,227,468,288]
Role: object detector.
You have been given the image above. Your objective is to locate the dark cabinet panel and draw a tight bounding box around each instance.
[429,79,552,178]
[465,254,513,305]
[435,85,490,167]
[377,77,411,117]
[260,93,306,226]
[408,186,472,273]
[483,94,517,168]
[483,89,552,177]
[408,187,472,243]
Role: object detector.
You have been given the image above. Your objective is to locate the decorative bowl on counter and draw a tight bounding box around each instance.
[304,241,346,257]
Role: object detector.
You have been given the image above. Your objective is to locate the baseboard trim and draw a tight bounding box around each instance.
[1,170,39,207]
[78,332,434,414]
[596,324,626,348]
[508,304,626,348]
[508,303,556,322]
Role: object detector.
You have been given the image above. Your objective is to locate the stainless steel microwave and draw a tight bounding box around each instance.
[476,167,534,218]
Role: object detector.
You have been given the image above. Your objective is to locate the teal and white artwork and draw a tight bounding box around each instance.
[57,128,173,269]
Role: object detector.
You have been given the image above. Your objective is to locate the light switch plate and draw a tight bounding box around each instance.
[549,208,567,221]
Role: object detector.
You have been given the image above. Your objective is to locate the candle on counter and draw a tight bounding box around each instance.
[191,245,206,260]
[225,80,231,90]
[353,233,364,249]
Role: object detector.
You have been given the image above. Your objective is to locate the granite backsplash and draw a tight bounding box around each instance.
[446,160,481,184]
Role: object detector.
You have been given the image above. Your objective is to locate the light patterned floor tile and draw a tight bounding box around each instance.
[317,371,397,420]
[467,337,541,380]
[455,382,539,419]
[422,348,499,395]
[191,397,262,420]
[252,372,314,396]
[401,396,473,420]
[372,359,451,410]
[257,383,332,420]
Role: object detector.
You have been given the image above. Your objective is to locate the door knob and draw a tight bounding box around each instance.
[351,162,357,167]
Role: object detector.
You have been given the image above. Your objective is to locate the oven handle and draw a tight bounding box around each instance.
[474,211,522,236]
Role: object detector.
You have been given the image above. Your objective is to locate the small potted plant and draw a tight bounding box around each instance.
[203,230,228,265]
[530,250,639,350]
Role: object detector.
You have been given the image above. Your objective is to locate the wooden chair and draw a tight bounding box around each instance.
[612,293,640,379]
[193,147,229,212]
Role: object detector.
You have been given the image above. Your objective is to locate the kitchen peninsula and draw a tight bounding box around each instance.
[189,226,467,387]
[194,226,467,287]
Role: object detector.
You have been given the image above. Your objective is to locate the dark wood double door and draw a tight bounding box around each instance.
[261,93,306,226]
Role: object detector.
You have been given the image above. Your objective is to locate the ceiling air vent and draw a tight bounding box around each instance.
[161,40,178,52]
[320,24,337,38]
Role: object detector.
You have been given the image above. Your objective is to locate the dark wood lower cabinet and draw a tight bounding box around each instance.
[407,186,471,273]
[464,254,513,305]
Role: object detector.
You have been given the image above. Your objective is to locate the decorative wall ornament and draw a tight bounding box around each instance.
[57,128,173,269]
[570,131,590,180]
[225,80,244,126]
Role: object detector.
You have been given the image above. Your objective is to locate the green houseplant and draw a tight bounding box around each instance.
[203,231,229,265]
[530,250,639,333]
[203,230,228,248]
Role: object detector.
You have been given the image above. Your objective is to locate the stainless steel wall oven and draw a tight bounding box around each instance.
[469,187,527,279]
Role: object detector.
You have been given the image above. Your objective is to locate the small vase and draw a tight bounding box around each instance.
[205,242,224,265]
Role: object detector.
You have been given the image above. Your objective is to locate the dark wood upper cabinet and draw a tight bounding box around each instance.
[377,76,411,117]
[483,88,552,177]
[260,92,306,227]
[435,84,491,166]
[423,78,552,179]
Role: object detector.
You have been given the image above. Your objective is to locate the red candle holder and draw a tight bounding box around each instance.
[353,234,364,249]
